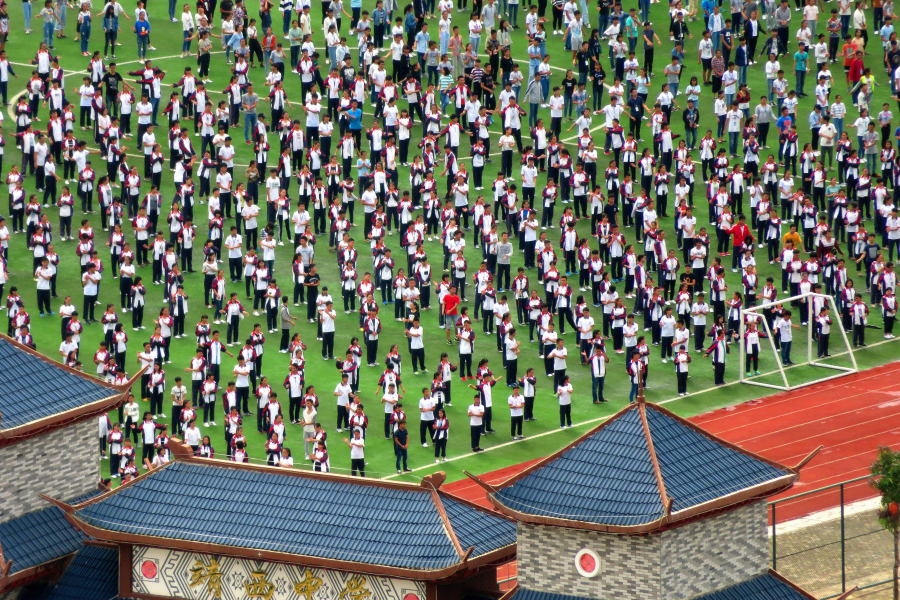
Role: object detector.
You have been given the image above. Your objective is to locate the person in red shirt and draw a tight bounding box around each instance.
[727,214,753,272]
[848,51,865,88]
[442,286,461,345]
[841,40,856,90]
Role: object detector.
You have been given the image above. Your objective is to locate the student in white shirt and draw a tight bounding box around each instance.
[183,420,202,449]
[467,395,485,452]
[418,389,436,446]
[334,373,353,431]
[547,338,568,391]
[342,429,366,476]
[774,309,801,365]
[508,385,525,439]
[555,375,573,428]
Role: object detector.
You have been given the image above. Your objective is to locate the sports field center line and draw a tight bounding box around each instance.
[381,412,614,481]
[5,80,513,171]
[56,47,576,73]
[10,42,575,88]
[702,380,900,445]
[9,50,230,80]
[9,52,810,178]
[380,340,900,480]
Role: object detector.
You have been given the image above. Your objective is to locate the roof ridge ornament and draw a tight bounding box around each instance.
[421,472,447,490]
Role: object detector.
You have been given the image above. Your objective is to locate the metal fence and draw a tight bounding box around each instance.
[769,476,895,599]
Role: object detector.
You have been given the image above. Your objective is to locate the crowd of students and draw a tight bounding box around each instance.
[3,0,900,478]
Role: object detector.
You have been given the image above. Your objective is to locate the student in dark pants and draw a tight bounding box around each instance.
[508,386,525,439]
[344,429,366,477]
[816,307,833,357]
[521,368,537,420]
[432,409,449,461]
[556,375,573,427]
[850,295,869,347]
[468,395,485,452]
[279,297,296,351]
[419,389,436,446]
[704,333,728,385]
[505,328,520,385]
[393,420,411,472]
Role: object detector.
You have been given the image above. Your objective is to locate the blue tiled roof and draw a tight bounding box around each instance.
[509,576,813,600]
[0,490,101,575]
[73,462,512,570]
[646,408,790,512]
[508,590,596,600]
[492,404,792,527]
[0,337,118,431]
[494,408,666,526]
[36,546,132,600]
[694,574,813,600]
[441,496,517,558]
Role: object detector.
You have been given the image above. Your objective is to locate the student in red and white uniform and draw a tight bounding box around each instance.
[138,411,162,463]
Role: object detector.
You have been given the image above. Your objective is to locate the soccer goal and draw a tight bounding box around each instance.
[739,292,859,392]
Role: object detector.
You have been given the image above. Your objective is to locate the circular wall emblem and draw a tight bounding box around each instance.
[574,549,601,578]
[403,594,421,600]
[141,560,158,579]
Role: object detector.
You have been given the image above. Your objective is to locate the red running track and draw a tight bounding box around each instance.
[445,362,900,522]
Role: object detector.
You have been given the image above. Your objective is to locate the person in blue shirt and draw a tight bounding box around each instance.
[880,18,894,49]
[227,24,245,64]
[345,101,363,156]
[355,152,371,192]
[134,13,151,60]
[793,42,810,97]
[775,106,793,160]
[701,0,717,28]
[415,23,431,68]
[350,0,363,23]
[624,9,640,53]
[404,5,417,44]
[347,99,363,129]
[775,107,793,134]
[372,1,386,49]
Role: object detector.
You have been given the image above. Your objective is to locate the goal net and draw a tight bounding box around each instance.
[739,292,859,392]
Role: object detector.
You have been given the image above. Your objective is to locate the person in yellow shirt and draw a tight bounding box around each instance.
[782,225,804,253]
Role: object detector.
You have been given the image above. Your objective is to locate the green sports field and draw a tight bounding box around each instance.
[2,0,898,483]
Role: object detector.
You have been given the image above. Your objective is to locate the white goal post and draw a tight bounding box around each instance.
[739,292,859,392]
